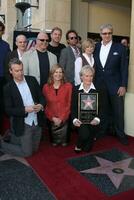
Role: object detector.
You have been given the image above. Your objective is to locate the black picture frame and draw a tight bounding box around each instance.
[78,93,98,124]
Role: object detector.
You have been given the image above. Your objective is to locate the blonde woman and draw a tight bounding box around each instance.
[75,38,95,86]
[72,65,100,153]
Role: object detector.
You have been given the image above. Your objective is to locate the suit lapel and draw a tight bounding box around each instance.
[11,80,24,106]
[25,76,34,99]
[68,46,75,61]
[25,76,37,103]
[96,43,103,67]
[13,50,19,58]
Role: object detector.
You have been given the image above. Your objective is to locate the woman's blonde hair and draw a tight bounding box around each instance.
[79,65,95,77]
[47,64,66,85]
[82,38,95,53]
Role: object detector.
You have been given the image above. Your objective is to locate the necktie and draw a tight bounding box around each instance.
[73,46,80,59]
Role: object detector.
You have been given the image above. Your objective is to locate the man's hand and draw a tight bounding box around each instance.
[25,106,34,113]
[33,104,43,113]
[117,87,126,96]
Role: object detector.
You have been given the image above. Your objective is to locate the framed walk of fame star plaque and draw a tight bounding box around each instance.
[78,93,98,124]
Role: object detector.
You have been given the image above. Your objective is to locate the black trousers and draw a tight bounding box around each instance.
[47,119,70,144]
[77,124,96,152]
[99,88,125,138]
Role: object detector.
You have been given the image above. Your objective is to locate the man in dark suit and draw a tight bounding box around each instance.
[121,38,130,64]
[0,58,45,157]
[5,34,27,81]
[0,21,11,135]
[59,29,80,84]
[94,24,128,145]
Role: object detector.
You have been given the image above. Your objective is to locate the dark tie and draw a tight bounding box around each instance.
[73,46,80,58]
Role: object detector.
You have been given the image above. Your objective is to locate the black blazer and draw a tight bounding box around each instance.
[3,76,46,136]
[71,85,99,121]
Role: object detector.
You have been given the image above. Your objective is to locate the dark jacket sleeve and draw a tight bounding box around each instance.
[71,85,79,120]
[3,82,26,117]
[27,76,46,107]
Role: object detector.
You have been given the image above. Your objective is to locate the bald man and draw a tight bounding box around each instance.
[5,34,27,81]
[22,32,57,89]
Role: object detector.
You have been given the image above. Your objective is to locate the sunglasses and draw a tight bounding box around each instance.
[101,32,112,35]
[38,39,49,42]
[69,36,78,40]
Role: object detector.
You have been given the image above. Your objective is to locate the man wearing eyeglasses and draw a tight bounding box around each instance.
[0,21,11,136]
[22,32,57,89]
[59,29,81,84]
[94,24,128,145]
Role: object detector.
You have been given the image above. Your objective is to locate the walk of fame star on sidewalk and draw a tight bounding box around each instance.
[81,156,134,189]
[68,148,134,196]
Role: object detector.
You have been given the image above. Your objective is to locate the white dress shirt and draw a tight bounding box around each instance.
[15,78,38,126]
[17,49,23,60]
[99,40,112,68]
[78,82,95,93]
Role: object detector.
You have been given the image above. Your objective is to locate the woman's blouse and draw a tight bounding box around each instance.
[74,53,94,86]
[43,82,72,122]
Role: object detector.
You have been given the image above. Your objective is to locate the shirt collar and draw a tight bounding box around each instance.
[79,82,96,93]
[14,77,26,86]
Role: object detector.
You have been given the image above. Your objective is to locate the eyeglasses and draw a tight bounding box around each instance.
[101,32,112,35]
[38,39,49,42]
[18,41,27,43]
[69,36,78,40]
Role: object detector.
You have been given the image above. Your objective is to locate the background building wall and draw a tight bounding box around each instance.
[0,0,16,48]
[71,0,131,41]
[88,1,130,36]
[31,0,71,43]
[1,0,131,46]
[124,0,134,136]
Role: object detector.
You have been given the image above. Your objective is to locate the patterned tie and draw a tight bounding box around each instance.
[73,46,80,59]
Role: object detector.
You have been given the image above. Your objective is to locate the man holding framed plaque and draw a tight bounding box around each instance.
[71,65,100,153]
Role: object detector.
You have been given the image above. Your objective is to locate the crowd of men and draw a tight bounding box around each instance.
[0,21,129,157]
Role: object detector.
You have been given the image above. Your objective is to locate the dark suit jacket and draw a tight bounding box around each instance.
[3,76,45,136]
[5,49,19,81]
[71,85,99,121]
[59,46,76,83]
[94,42,128,95]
